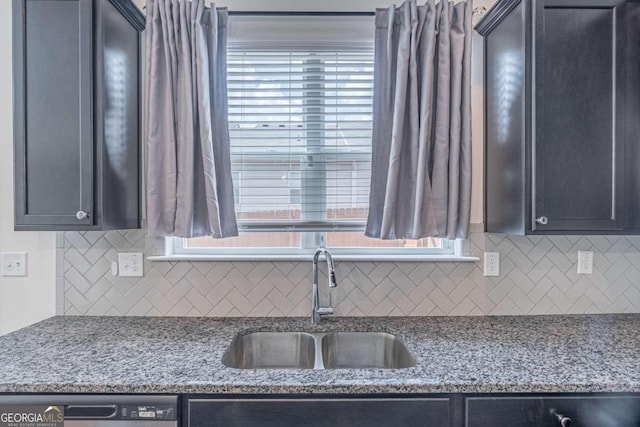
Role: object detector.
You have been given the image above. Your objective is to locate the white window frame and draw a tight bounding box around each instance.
[166,237,467,262]
[157,15,475,262]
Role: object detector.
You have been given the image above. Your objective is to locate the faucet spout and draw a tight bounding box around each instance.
[311,247,338,324]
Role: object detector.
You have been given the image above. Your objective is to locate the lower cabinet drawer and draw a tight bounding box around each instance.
[188,397,450,427]
[466,395,640,427]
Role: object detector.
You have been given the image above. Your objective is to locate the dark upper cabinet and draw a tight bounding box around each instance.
[477,0,640,234]
[13,0,144,231]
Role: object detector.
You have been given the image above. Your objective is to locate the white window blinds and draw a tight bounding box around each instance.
[227,49,374,232]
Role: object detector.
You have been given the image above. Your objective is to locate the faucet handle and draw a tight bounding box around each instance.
[318,292,334,316]
[316,307,334,315]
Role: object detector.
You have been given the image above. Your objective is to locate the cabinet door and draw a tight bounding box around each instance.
[13,0,94,229]
[466,395,640,427]
[533,0,625,232]
[95,0,141,229]
[467,396,565,427]
[188,398,451,427]
[483,0,527,234]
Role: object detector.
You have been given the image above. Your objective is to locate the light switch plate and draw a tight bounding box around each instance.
[484,252,500,277]
[1,252,28,277]
[118,252,144,277]
[577,250,593,274]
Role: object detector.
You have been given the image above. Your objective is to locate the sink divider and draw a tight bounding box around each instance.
[310,333,328,370]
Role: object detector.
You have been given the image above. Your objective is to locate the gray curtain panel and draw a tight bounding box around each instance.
[366,0,472,240]
[145,0,238,238]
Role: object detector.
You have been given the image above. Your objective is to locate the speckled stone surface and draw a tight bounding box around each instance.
[0,315,638,394]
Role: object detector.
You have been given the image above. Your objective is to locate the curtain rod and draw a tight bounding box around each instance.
[140,6,374,15]
[228,11,376,16]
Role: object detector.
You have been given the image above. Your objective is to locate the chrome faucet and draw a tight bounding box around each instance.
[311,246,338,324]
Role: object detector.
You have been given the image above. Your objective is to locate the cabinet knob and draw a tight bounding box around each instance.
[554,413,572,427]
[536,216,549,225]
[76,211,88,220]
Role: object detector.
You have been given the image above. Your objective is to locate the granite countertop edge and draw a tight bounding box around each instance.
[1,383,639,395]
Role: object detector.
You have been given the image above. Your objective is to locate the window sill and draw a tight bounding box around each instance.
[147,254,480,262]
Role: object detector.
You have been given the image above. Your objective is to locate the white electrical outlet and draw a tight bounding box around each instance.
[484,252,500,277]
[577,250,594,274]
[118,252,144,277]
[1,252,28,277]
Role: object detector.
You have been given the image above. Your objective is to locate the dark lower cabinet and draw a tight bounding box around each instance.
[187,397,451,427]
[466,395,640,427]
[185,394,640,427]
[12,0,144,231]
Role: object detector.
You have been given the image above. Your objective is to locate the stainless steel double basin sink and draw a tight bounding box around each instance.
[222,331,415,370]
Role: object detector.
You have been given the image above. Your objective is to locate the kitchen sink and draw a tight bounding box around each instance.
[321,332,415,369]
[222,331,415,369]
[222,332,316,369]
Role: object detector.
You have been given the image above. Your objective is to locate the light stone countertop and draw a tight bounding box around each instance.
[0,315,638,394]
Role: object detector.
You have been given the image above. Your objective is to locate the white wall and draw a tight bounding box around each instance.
[471,33,485,224]
[0,0,57,335]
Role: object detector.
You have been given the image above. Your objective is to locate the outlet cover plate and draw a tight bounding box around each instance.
[484,252,500,277]
[118,252,144,277]
[577,250,594,274]
[1,252,28,277]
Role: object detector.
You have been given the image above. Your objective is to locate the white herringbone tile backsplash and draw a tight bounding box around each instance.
[58,228,640,316]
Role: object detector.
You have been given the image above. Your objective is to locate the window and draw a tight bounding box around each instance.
[170,16,455,260]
